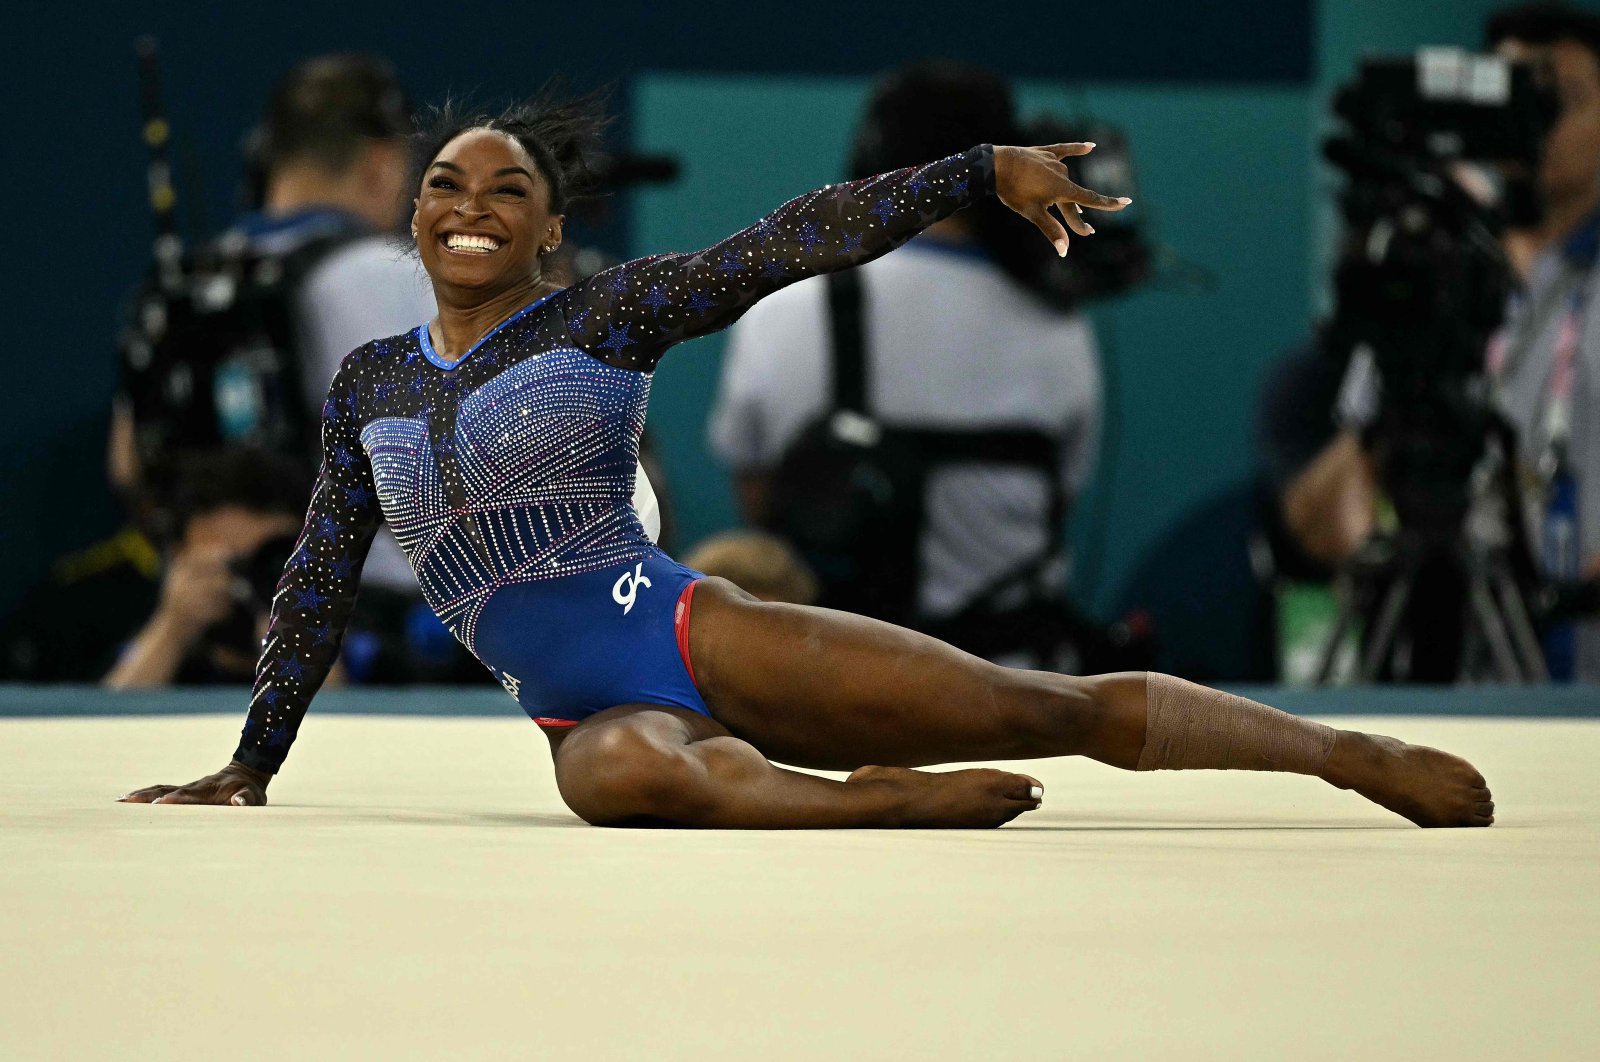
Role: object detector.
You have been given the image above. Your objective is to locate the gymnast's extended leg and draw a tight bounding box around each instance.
[547,579,1490,829]
[668,578,1491,828]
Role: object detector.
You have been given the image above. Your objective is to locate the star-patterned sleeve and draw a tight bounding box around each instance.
[562,145,996,370]
[234,355,382,774]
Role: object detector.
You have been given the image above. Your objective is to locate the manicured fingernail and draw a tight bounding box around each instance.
[1117,197,1132,205]
[1029,786,1044,800]
[1085,224,1096,235]
[1055,241,1068,258]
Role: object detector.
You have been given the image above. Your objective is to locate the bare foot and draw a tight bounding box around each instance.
[846,765,1043,828]
[1322,731,1494,827]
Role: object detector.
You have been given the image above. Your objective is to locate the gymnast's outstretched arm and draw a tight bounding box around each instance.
[559,144,1127,371]
[119,355,384,806]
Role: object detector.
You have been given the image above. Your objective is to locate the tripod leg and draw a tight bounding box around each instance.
[1491,568,1550,682]
[1360,574,1413,682]
[1468,573,1525,683]
[1314,583,1361,685]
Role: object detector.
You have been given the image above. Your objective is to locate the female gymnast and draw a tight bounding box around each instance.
[121,95,1494,829]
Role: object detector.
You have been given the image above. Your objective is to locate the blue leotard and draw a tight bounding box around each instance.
[234,145,995,773]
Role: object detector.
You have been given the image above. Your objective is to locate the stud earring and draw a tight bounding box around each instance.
[410,226,418,241]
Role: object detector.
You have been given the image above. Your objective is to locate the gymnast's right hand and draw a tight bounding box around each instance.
[118,760,271,806]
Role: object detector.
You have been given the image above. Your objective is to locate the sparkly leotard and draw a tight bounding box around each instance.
[234,145,995,774]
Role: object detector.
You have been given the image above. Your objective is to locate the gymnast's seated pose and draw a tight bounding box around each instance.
[121,93,1494,828]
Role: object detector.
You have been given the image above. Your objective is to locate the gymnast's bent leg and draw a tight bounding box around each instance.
[678,579,1493,829]
[548,705,1044,829]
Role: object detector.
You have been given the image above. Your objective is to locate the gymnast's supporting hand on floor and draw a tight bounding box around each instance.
[119,92,1493,828]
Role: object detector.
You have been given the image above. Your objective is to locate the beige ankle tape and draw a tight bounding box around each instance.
[1135,673,1337,774]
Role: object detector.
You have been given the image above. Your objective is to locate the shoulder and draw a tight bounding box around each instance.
[301,236,435,311]
[329,331,417,387]
[299,236,436,333]
[306,234,424,286]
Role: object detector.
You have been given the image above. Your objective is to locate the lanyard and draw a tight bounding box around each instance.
[1542,287,1584,447]
[1487,267,1589,448]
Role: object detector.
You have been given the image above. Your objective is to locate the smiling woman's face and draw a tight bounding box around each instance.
[412,128,564,297]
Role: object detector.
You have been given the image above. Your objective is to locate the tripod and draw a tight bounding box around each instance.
[1314,529,1547,684]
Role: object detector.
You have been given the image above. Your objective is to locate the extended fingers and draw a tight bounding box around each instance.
[1043,142,1096,158]
[1058,201,1095,237]
[1041,150,1128,215]
[117,785,178,803]
[1023,205,1071,258]
[1059,176,1131,213]
[149,787,210,805]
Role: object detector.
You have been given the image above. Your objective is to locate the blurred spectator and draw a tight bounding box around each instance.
[708,61,1102,666]
[682,531,820,604]
[0,449,306,685]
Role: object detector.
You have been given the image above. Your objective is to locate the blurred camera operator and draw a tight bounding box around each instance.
[1265,3,1600,679]
[109,53,434,599]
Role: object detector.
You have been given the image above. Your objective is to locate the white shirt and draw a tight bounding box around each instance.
[710,239,1101,617]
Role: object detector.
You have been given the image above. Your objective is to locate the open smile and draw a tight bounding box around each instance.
[439,231,505,255]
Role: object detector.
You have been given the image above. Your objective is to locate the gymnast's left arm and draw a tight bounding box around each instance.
[561,144,1128,370]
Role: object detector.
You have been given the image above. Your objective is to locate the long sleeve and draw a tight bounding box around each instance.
[234,357,382,773]
[562,145,996,370]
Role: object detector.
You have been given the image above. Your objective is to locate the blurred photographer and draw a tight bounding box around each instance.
[104,449,307,687]
[1267,3,1600,680]
[0,449,306,685]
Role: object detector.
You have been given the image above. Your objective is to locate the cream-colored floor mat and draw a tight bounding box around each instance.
[3,714,1595,1060]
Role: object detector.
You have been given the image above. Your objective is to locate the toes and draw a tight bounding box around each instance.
[1000,773,1044,803]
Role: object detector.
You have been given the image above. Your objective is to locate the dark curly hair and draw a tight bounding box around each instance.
[409,84,613,215]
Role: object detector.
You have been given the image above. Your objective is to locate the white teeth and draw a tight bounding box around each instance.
[445,233,500,253]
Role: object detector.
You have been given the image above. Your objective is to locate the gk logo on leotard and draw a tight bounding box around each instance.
[612,562,652,615]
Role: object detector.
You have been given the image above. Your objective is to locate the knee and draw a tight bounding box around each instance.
[998,671,1100,754]
[555,724,704,827]
[998,671,1136,757]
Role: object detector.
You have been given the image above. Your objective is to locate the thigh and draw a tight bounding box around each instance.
[550,703,729,767]
[687,578,1078,770]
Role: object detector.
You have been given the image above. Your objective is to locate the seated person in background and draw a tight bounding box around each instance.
[708,61,1102,665]
[681,531,819,605]
[0,449,307,685]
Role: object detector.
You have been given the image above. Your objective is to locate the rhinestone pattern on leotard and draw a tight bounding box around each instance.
[234,145,995,773]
